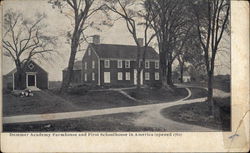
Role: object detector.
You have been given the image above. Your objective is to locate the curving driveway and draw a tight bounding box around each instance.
[3,85,218,131]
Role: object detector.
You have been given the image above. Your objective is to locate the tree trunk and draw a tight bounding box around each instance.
[136,69,141,89]
[180,63,184,83]
[167,61,173,86]
[166,50,174,86]
[207,70,214,116]
[136,45,142,90]
[15,63,23,90]
[16,70,22,90]
[159,51,167,87]
[60,48,77,92]
[60,31,80,92]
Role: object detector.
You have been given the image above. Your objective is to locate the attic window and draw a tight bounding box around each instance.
[145,61,150,69]
[28,63,34,70]
[155,61,159,69]
[125,60,130,68]
[117,60,122,68]
[104,60,110,68]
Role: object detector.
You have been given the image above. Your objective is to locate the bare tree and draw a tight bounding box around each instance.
[3,9,56,89]
[144,0,189,87]
[191,0,230,115]
[175,25,203,83]
[105,0,156,89]
[49,0,107,92]
[139,1,159,77]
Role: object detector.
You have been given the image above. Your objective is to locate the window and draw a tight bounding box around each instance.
[117,72,123,80]
[92,72,95,81]
[84,73,87,81]
[84,62,87,70]
[28,63,34,70]
[155,72,159,80]
[104,72,110,83]
[88,49,91,56]
[126,72,130,80]
[117,60,122,68]
[104,60,110,68]
[145,61,150,69]
[145,72,150,80]
[155,61,159,69]
[125,60,130,68]
[92,61,95,69]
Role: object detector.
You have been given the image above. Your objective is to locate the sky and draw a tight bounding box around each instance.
[2,0,230,81]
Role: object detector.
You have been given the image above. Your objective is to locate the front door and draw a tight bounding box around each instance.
[104,72,110,83]
[134,69,143,85]
[27,74,36,87]
[134,69,137,85]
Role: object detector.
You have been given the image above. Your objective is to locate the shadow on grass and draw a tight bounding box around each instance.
[160,97,231,131]
[188,87,208,100]
[3,112,166,132]
[124,87,187,102]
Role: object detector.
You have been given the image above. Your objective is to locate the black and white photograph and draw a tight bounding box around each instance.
[2,0,231,132]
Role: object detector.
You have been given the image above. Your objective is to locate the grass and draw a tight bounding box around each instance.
[188,87,208,99]
[3,112,164,132]
[160,97,231,131]
[3,87,188,117]
[59,90,137,110]
[3,90,78,116]
[124,87,187,103]
[183,80,230,93]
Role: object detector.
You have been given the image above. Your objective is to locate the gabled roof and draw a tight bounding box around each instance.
[63,60,82,71]
[5,68,17,76]
[4,60,47,76]
[89,43,159,60]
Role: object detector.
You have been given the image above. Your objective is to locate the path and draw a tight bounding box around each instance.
[3,85,219,131]
[175,83,230,98]
[135,83,230,131]
[132,87,212,131]
[133,106,214,131]
[3,87,197,124]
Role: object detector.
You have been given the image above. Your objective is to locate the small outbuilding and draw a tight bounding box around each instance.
[183,72,191,83]
[3,60,48,90]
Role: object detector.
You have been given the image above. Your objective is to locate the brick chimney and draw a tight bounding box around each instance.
[92,35,100,44]
[137,38,143,47]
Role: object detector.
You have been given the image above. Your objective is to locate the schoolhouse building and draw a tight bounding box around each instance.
[63,35,161,87]
[3,60,48,90]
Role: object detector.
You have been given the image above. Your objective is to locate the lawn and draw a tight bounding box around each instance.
[188,87,208,99]
[53,87,188,110]
[183,79,230,93]
[3,87,188,117]
[59,90,137,110]
[160,97,231,131]
[3,90,78,116]
[123,87,187,103]
[3,112,165,132]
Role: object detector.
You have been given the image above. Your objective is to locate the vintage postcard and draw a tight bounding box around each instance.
[0,0,249,152]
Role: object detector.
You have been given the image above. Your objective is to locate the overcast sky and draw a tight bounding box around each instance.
[2,0,230,81]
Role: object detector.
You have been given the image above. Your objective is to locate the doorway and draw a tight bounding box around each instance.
[133,69,143,85]
[104,72,110,83]
[26,73,36,87]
